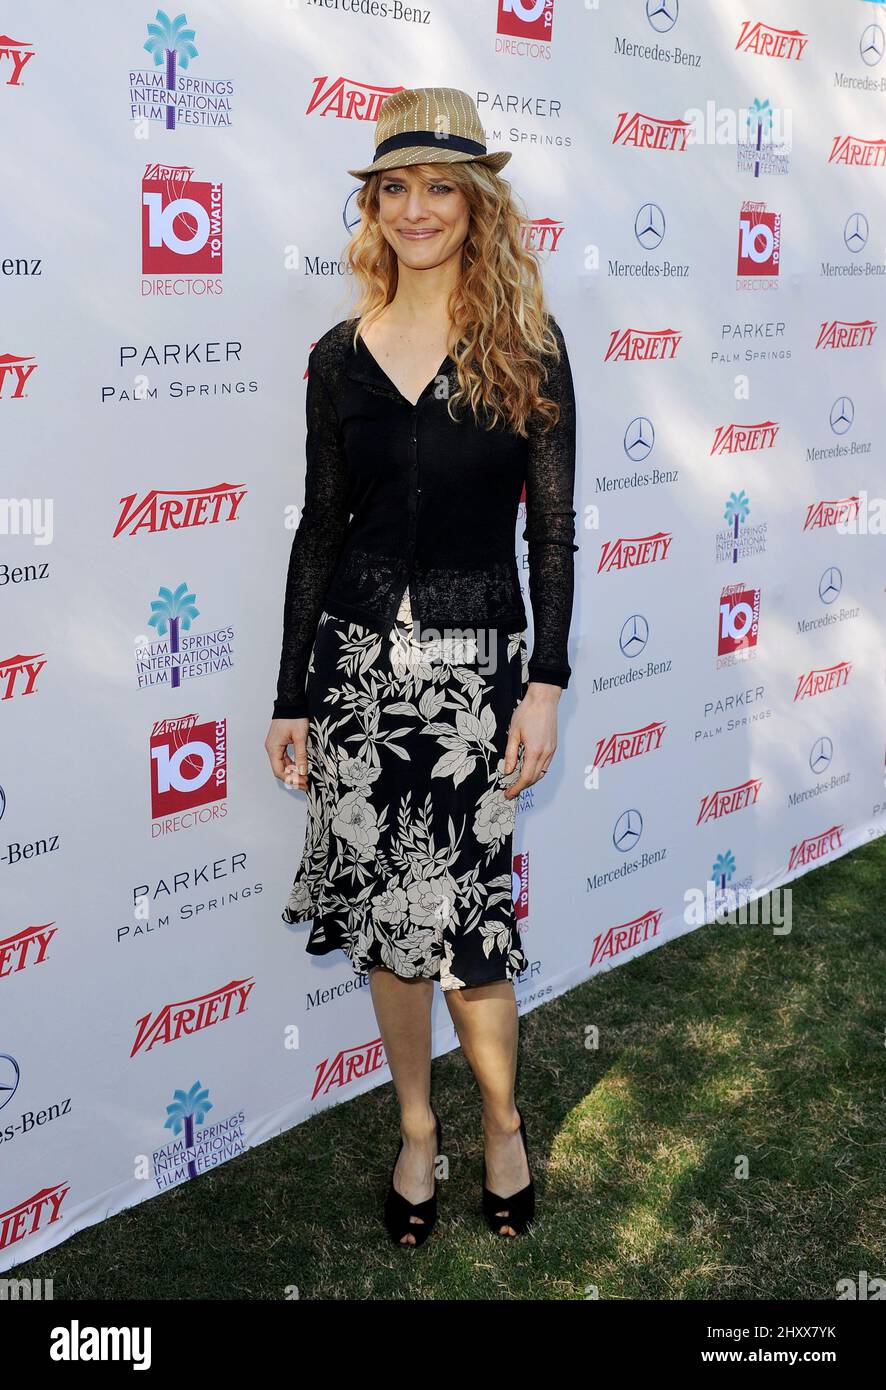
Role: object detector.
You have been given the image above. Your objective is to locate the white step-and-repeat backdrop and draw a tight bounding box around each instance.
[3,0,884,1268]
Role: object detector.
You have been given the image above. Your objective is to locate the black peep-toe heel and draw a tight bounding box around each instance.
[383,1112,442,1248]
[481,1108,535,1236]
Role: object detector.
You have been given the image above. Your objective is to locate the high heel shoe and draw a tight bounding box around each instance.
[481,1108,535,1237]
[383,1113,442,1248]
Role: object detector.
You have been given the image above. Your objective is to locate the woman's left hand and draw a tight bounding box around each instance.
[501,683,561,799]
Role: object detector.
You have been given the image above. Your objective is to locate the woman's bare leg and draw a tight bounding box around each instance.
[368,966,438,1245]
[443,980,530,1236]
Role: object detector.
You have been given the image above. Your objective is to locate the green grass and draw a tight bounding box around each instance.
[14,836,886,1299]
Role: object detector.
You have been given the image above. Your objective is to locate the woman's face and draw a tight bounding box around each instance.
[375,164,470,269]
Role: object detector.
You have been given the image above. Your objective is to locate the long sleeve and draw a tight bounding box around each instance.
[522,316,578,689]
[272,348,351,720]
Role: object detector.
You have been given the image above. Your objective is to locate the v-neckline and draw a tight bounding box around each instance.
[357,333,452,409]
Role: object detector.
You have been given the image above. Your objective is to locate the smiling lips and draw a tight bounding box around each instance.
[399,229,440,238]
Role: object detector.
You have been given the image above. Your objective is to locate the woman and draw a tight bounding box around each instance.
[265,88,577,1245]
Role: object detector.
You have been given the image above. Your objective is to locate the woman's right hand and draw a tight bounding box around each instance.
[265,717,310,791]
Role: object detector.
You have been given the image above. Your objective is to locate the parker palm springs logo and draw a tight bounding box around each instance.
[697,778,762,825]
[141,163,223,290]
[0,35,35,85]
[312,1038,387,1099]
[138,582,234,692]
[590,908,662,967]
[113,483,246,537]
[306,76,401,121]
[130,10,234,131]
[1,1183,69,1252]
[829,134,886,167]
[150,713,227,831]
[612,111,690,151]
[0,923,57,979]
[735,21,808,61]
[815,319,877,349]
[497,0,555,42]
[0,352,37,399]
[604,328,682,362]
[793,661,852,701]
[130,979,254,1056]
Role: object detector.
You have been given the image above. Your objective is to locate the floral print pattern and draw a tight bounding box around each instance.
[282,585,530,991]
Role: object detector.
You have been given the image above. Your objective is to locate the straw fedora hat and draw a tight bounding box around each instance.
[347,86,512,179]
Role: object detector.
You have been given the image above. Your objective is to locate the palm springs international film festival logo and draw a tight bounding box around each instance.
[128,10,234,130]
[141,163,223,294]
[135,582,235,692]
[152,1081,246,1192]
[738,97,792,176]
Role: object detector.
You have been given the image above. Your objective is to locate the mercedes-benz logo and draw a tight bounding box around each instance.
[809,737,833,774]
[620,613,650,659]
[819,567,842,605]
[844,212,869,254]
[635,202,666,251]
[860,23,884,67]
[624,416,655,461]
[613,809,644,852]
[647,0,679,34]
[829,396,854,435]
[0,1054,21,1113]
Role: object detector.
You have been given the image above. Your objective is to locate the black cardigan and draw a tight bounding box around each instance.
[273,314,578,720]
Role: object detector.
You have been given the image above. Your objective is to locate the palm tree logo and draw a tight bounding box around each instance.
[711,850,736,894]
[164,1081,213,1180]
[724,490,751,564]
[144,10,198,132]
[148,581,199,689]
[746,98,773,178]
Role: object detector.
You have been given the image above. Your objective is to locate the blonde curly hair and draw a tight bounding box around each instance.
[341,161,563,438]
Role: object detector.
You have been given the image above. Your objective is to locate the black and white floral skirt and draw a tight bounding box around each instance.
[281,585,529,991]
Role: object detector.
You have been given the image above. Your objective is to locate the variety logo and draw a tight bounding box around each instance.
[804,496,861,530]
[735,21,808,61]
[612,111,690,151]
[512,851,529,921]
[0,652,46,700]
[710,420,779,455]
[598,531,671,573]
[497,0,555,42]
[717,493,768,566]
[142,163,223,281]
[0,923,57,979]
[593,721,666,769]
[697,777,762,825]
[0,1183,69,1251]
[787,825,843,870]
[522,217,564,252]
[737,199,781,285]
[113,483,247,537]
[604,327,682,362]
[131,978,254,1056]
[590,907,662,966]
[307,76,401,121]
[828,134,886,166]
[0,353,37,399]
[311,1038,387,1100]
[815,318,877,349]
[153,1082,245,1189]
[0,34,35,85]
[794,661,852,701]
[138,582,234,692]
[150,713,227,829]
[129,10,234,130]
[718,584,761,663]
